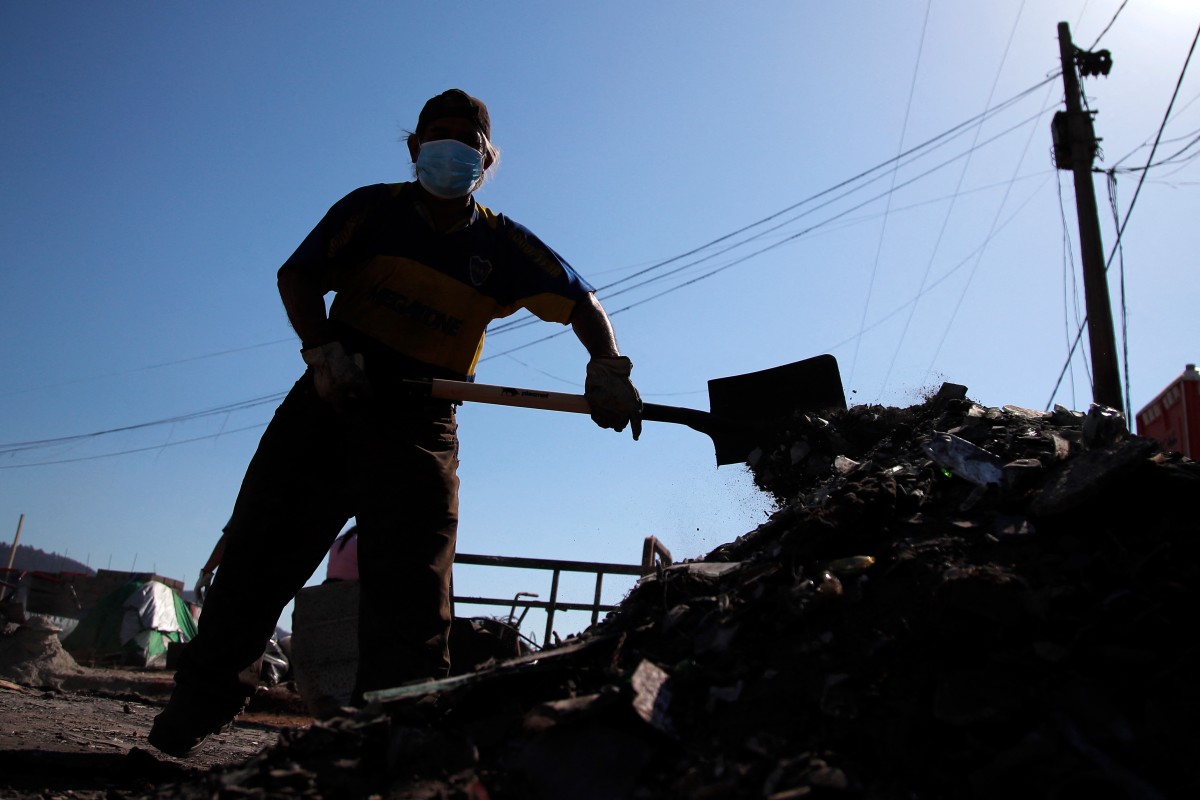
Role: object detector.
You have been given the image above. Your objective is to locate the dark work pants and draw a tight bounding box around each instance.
[175,371,459,707]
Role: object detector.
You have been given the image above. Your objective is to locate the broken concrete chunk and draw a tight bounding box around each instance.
[1048,432,1074,461]
[630,660,674,735]
[932,382,969,405]
[1002,405,1051,420]
[663,561,743,580]
[923,432,1004,486]
[1082,403,1129,448]
[1052,404,1086,426]
[832,455,860,474]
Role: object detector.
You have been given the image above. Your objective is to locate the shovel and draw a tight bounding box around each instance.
[406,354,846,466]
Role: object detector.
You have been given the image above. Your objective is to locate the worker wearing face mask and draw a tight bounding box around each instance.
[149,89,642,758]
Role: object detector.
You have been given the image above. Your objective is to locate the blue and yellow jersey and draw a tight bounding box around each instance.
[280,182,593,379]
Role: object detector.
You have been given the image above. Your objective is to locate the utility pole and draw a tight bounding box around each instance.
[1053,21,1123,411]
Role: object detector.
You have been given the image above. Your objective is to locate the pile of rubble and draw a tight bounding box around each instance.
[0,615,83,687]
[147,387,1198,799]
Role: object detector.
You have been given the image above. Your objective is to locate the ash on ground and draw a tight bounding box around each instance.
[143,387,1198,799]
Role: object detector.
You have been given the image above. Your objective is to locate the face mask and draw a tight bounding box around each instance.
[415,139,485,199]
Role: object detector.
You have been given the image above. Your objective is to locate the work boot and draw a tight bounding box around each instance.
[147,687,247,758]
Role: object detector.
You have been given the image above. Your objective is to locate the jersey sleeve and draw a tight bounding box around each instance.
[495,216,595,324]
[279,185,387,290]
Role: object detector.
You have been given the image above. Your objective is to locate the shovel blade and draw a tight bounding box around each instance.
[706,354,846,466]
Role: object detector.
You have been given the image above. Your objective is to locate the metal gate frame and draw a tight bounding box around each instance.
[452,536,671,646]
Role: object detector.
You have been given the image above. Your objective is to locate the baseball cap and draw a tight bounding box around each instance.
[416,89,491,140]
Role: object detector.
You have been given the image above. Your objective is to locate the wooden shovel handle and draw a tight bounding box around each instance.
[422,379,591,413]
[414,379,721,435]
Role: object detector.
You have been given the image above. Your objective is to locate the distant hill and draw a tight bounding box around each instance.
[0,541,95,575]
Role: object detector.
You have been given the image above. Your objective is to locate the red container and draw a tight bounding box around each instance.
[1136,364,1200,458]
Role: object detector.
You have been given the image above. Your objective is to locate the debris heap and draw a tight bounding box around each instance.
[0,616,83,687]
[151,388,1199,799]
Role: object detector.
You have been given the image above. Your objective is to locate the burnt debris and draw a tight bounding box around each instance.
[144,387,1198,799]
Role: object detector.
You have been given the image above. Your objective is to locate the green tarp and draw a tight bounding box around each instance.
[63,580,197,668]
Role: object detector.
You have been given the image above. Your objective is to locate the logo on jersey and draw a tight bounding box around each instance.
[469,256,493,287]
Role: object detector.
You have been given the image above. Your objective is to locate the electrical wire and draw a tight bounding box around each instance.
[1,76,1065,466]
[487,103,1054,347]
[923,71,1051,379]
[1110,130,1200,173]
[488,77,1057,337]
[482,114,1051,365]
[1087,0,1129,50]
[822,174,1051,352]
[852,0,933,391]
[0,393,284,456]
[1056,169,1085,407]
[0,339,295,400]
[1106,170,1132,419]
[878,0,1028,400]
[0,423,268,469]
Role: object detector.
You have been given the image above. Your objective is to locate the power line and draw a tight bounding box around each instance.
[1087,0,1129,50]
[489,77,1057,338]
[1106,170,1132,419]
[879,0,1029,400]
[491,92,1055,343]
[1056,169,1086,408]
[0,422,267,469]
[0,393,284,455]
[0,339,294,400]
[923,68,1051,380]
[852,0,934,390]
[3,76,1064,465]
[823,174,1050,353]
[485,149,1052,366]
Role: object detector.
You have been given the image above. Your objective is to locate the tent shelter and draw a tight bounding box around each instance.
[62,580,197,668]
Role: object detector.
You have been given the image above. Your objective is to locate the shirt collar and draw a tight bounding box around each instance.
[410,182,478,233]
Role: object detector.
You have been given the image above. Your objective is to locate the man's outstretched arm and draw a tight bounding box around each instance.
[571,293,643,439]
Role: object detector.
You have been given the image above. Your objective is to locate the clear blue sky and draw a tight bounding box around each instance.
[3,1,1197,640]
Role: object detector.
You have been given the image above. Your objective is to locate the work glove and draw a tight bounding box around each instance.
[585,356,643,440]
[195,569,214,604]
[301,341,371,412]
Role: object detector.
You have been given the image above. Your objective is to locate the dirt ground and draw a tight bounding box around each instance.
[0,668,311,798]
